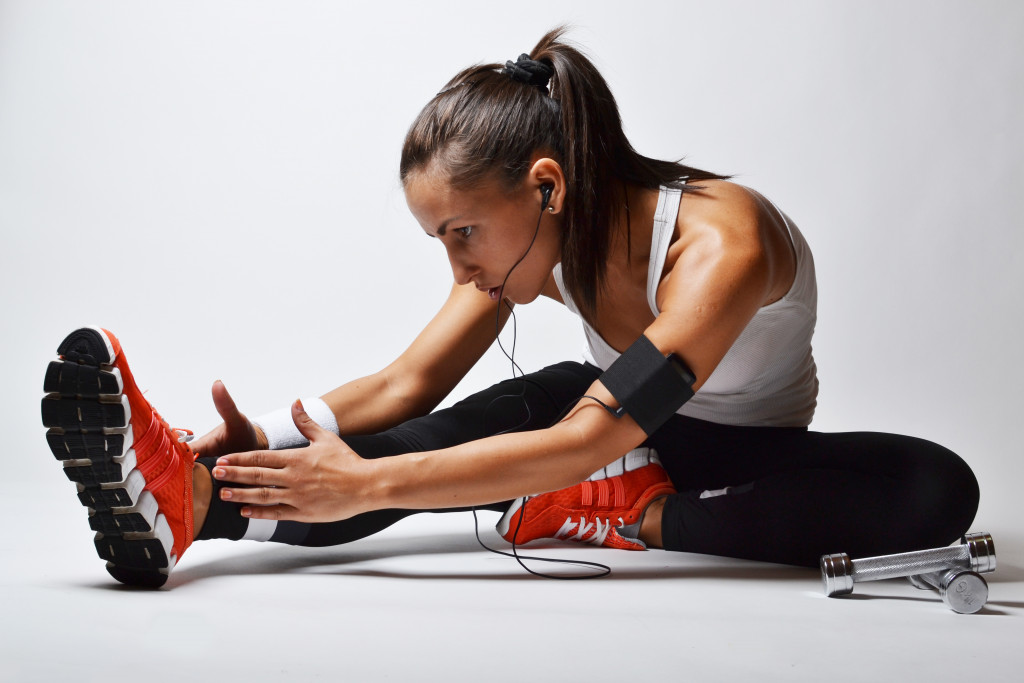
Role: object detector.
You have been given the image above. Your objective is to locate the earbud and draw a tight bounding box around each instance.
[540,184,554,211]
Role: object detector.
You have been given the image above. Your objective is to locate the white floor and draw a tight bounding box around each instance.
[3,481,1022,683]
[2,3,1022,679]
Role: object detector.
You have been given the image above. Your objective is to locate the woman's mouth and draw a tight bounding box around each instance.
[476,282,503,300]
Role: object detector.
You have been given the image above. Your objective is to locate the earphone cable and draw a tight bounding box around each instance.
[471,192,612,579]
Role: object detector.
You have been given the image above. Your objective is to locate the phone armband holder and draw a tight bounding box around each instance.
[599,335,696,435]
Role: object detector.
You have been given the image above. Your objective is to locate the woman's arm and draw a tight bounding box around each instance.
[212,387,642,522]
[376,205,774,504]
[192,282,508,458]
[321,281,511,435]
[213,184,787,520]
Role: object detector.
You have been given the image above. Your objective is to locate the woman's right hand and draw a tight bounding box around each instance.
[189,380,268,461]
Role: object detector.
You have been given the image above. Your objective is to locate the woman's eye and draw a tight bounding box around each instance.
[455,226,474,238]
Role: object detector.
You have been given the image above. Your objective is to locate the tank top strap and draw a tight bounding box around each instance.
[646,185,683,316]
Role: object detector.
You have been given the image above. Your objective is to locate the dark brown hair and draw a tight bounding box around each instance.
[400,27,728,322]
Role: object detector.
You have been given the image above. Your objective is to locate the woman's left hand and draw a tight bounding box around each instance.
[210,399,375,523]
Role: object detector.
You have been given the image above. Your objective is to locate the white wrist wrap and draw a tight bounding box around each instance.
[252,397,339,450]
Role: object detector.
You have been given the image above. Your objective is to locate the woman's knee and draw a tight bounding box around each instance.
[899,437,980,546]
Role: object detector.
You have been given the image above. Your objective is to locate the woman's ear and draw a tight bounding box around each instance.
[528,157,565,214]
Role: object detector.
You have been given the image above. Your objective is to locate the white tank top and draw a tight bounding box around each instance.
[553,185,818,427]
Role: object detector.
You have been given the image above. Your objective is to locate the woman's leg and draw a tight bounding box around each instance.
[646,416,979,566]
[195,361,602,546]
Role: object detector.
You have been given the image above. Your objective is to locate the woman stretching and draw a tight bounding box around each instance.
[41,28,978,587]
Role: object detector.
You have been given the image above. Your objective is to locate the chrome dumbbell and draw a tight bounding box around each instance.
[821,532,996,597]
[907,568,989,614]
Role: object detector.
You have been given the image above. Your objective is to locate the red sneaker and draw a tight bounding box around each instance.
[41,327,194,587]
[496,448,676,551]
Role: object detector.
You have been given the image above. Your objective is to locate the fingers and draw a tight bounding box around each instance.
[211,379,248,425]
[291,398,333,443]
[212,449,289,486]
[213,450,290,506]
[189,434,217,460]
[216,481,304,522]
[219,484,287,506]
[216,448,290,468]
[239,503,300,522]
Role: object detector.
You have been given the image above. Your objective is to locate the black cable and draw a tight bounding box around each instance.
[469,195,613,579]
[472,506,610,579]
[479,195,545,439]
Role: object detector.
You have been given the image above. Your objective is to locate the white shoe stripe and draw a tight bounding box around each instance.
[586,447,660,482]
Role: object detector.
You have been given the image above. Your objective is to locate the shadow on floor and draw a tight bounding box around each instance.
[154,530,818,588]
[86,527,1022,594]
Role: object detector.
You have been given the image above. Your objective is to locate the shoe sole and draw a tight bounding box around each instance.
[495,496,526,539]
[42,326,175,588]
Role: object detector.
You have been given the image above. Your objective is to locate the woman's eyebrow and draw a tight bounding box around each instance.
[433,215,463,237]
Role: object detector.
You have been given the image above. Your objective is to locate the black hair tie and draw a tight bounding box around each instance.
[502,54,554,88]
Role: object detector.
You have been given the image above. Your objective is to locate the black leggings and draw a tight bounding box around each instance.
[196,361,979,567]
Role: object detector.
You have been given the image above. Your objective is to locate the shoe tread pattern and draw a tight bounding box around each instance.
[46,431,125,462]
[90,511,153,534]
[44,360,121,398]
[95,534,169,569]
[41,397,127,433]
[43,328,171,588]
[77,486,135,513]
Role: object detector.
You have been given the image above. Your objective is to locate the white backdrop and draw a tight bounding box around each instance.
[2,0,1022,561]
[2,2,1023,679]
[3,0,1021,524]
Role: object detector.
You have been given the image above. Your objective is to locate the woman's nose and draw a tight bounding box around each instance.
[448,254,477,286]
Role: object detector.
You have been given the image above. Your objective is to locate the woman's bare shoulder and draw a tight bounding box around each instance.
[674,179,770,257]
[680,179,766,228]
[671,179,795,305]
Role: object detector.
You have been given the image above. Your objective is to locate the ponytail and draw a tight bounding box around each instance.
[400,27,728,323]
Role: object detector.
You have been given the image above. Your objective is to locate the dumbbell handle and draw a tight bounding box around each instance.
[821,532,995,596]
[854,545,984,581]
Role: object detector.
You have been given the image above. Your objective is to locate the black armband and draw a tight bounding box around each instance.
[598,334,696,435]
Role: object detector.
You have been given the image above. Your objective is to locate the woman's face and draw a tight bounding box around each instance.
[404,169,561,305]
